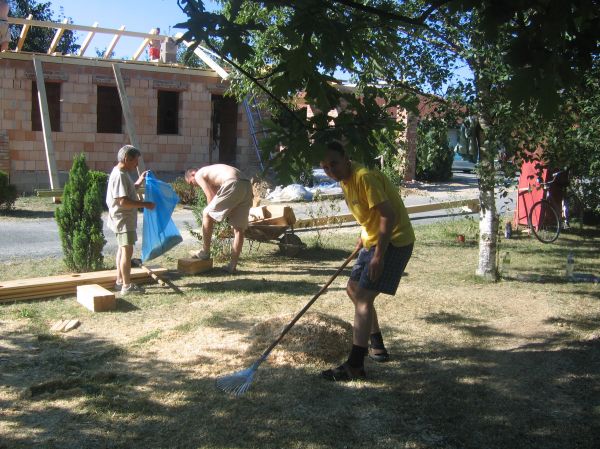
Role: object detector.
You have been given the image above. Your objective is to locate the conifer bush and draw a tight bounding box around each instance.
[55,154,106,272]
[0,170,17,211]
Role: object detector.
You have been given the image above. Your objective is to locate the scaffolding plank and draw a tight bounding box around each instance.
[32,58,60,190]
[112,63,145,172]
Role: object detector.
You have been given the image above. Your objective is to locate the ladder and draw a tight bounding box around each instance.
[243,95,267,171]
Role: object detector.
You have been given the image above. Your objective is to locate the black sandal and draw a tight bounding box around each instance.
[321,362,366,382]
[368,346,390,363]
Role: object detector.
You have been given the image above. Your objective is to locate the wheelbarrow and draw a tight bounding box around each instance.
[246,205,306,256]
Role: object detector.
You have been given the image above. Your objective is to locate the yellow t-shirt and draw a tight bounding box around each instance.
[341,162,415,249]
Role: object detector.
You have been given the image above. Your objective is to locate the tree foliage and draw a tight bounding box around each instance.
[415,118,453,182]
[176,0,600,278]
[55,154,106,272]
[9,0,79,54]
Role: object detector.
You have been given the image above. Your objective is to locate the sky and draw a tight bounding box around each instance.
[49,0,216,58]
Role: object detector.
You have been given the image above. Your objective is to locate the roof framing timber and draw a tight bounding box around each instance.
[6,16,229,80]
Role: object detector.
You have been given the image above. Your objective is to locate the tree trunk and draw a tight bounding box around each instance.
[475,116,499,281]
[476,185,498,280]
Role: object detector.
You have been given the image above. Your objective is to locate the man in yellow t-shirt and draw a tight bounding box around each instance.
[320,141,415,382]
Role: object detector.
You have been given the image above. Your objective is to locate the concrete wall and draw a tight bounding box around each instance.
[0,56,260,192]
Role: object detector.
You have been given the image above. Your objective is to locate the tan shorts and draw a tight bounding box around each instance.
[116,231,137,247]
[0,21,9,45]
[205,179,253,230]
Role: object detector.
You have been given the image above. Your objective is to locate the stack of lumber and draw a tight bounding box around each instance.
[0,268,167,303]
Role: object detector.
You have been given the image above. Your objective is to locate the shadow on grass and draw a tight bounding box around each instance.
[2,316,600,449]
[422,311,514,338]
[186,278,322,297]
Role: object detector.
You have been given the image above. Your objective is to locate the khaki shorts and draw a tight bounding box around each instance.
[205,179,253,230]
[0,21,9,45]
[116,231,137,247]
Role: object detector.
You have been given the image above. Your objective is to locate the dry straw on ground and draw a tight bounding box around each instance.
[247,312,352,366]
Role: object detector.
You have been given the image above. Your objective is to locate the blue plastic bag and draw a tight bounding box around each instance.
[142,171,183,262]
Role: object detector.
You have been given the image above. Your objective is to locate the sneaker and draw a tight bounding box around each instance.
[120,283,145,296]
[113,282,123,292]
[189,249,210,260]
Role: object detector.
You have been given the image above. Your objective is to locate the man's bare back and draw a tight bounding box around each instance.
[195,164,245,189]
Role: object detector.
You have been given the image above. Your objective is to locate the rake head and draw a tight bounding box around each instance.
[216,366,257,396]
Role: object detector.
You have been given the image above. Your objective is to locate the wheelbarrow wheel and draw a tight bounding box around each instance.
[278,234,304,257]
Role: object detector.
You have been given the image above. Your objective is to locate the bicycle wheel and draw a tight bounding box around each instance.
[529,200,561,243]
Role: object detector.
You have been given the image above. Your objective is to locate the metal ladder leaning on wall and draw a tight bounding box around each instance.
[243,95,266,172]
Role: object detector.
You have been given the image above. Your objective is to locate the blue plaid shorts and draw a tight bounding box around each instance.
[350,243,413,295]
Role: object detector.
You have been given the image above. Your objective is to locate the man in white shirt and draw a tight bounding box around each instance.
[106,145,155,295]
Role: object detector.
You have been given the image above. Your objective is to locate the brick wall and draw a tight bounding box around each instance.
[0,56,259,191]
[0,131,8,173]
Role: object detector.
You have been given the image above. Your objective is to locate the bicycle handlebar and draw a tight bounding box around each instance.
[519,170,564,194]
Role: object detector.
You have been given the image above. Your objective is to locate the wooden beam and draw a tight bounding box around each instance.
[133,28,158,61]
[293,198,481,229]
[174,32,229,80]
[48,18,69,55]
[16,14,33,52]
[104,25,125,59]
[32,58,60,191]
[112,63,145,173]
[78,21,98,56]
[8,17,170,41]
[0,267,168,303]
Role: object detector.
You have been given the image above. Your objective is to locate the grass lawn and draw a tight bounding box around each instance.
[0,219,599,449]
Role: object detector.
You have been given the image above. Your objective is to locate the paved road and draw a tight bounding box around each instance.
[0,172,515,262]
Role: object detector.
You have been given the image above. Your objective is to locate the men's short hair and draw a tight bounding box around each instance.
[117,145,141,162]
[326,141,345,156]
[184,168,196,182]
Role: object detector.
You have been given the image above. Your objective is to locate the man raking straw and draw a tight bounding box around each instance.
[319,141,415,381]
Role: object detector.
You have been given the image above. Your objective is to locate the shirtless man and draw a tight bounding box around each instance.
[185,164,253,273]
[0,0,10,52]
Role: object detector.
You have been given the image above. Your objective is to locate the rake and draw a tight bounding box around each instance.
[216,248,360,396]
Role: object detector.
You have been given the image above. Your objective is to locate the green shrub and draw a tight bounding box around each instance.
[0,170,18,211]
[171,177,197,205]
[89,170,109,210]
[55,154,106,272]
[415,118,454,182]
[185,188,231,261]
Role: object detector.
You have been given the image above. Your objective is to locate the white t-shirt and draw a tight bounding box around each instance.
[106,165,137,233]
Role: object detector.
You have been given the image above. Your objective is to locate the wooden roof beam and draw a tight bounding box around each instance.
[48,18,69,54]
[16,14,33,52]
[133,28,158,61]
[104,25,125,59]
[8,17,169,40]
[78,22,98,56]
[174,32,229,80]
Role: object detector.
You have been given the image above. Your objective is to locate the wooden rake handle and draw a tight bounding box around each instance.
[258,247,361,362]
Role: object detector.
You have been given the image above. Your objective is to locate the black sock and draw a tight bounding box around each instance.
[370,331,385,349]
[346,345,367,369]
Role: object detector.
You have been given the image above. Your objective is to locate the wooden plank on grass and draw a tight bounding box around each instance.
[177,258,213,275]
[0,268,167,302]
[77,284,116,312]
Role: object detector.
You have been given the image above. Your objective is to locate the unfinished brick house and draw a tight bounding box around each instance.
[0,18,261,192]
